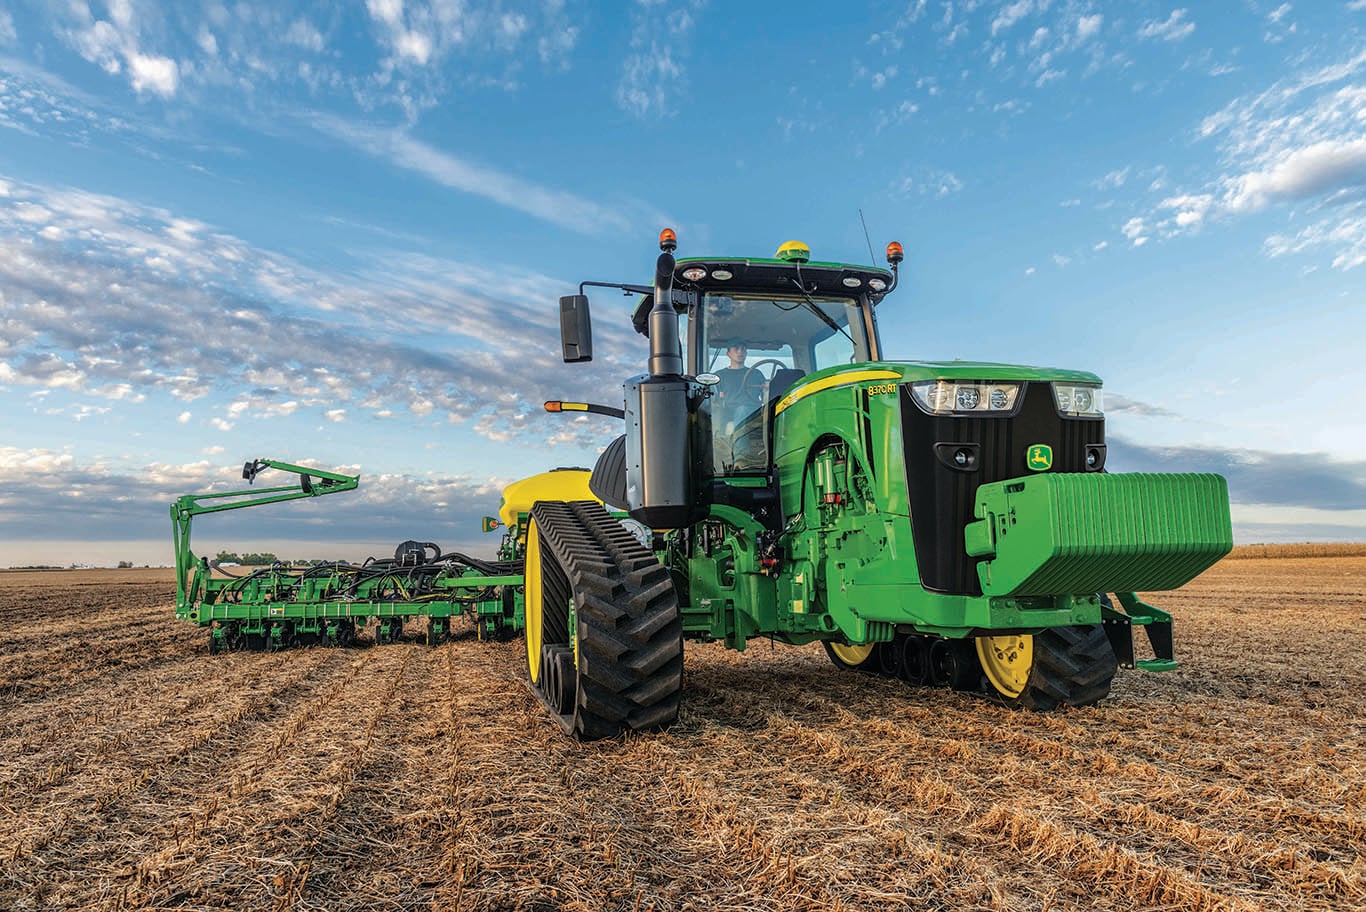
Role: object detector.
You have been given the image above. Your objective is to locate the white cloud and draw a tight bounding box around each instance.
[0,11,16,46]
[62,3,181,97]
[0,175,639,449]
[367,0,404,28]
[899,168,964,198]
[1268,4,1292,24]
[1223,139,1366,213]
[616,0,702,117]
[992,0,1036,36]
[285,19,326,53]
[1094,167,1130,190]
[1265,216,1366,270]
[499,13,529,44]
[1167,56,1366,269]
[1138,9,1195,42]
[1052,254,1071,266]
[394,29,434,64]
[1160,193,1215,229]
[127,52,178,97]
[1076,14,1102,42]
[1035,68,1065,87]
[1024,266,1036,275]
[1093,240,1108,251]
[324,408,346,423]
[1122,216,1148,246]
[313,116,645,235]
[177,411,191,423]
[538,26,579,65]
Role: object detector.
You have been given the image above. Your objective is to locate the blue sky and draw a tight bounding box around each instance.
[1,0,1364,565]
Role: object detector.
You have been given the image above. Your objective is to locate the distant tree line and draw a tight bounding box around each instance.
[215,551,280,566]
[214,551,330,566]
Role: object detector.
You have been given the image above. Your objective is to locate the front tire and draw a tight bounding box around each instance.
[976,625,1118,709]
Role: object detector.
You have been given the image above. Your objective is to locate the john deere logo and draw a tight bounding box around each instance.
[1026,444,1053,472]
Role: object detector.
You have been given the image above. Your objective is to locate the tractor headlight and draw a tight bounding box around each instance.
[1053,383,1103,417]
[911,380,1021,415]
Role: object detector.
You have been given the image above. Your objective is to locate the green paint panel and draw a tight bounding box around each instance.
[966,473,1232,597]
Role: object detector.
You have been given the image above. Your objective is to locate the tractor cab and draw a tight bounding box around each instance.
[557,233,902,528]
[691,284,875,474]
[642,240,897,476]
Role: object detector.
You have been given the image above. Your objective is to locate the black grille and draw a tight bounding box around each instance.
[900,381,1104,595]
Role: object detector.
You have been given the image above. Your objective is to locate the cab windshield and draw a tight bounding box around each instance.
[695,292,871,475]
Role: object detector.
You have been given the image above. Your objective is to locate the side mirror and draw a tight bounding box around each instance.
[559,294,593,363]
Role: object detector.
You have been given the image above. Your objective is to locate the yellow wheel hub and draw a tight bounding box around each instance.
[976,634,1033,699]
[524,519,543,683]
[830,642,875,667]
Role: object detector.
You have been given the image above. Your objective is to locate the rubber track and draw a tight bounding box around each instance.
[1018,624,1118,710]
[529,501,683,740]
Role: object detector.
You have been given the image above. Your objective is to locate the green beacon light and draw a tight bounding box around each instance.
[775,239,810,263]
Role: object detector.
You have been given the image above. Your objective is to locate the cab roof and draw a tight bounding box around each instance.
[672,256,893,298]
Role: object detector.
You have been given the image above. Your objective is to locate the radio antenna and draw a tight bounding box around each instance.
[858,208,877,265]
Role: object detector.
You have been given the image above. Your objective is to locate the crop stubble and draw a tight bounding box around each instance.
[0,558,1361,912]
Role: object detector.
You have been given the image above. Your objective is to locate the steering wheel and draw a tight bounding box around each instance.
[739,359,790,400]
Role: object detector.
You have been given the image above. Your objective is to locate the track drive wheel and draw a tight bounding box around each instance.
[526,501,683,740]
[976,625,1118,709]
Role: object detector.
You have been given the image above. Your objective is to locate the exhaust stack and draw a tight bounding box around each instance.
[624,229,696,529]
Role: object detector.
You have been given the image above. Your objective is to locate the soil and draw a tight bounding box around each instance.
[0,560,1361,911]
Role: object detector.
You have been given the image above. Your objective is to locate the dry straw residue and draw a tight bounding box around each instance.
[0,561,1363,911]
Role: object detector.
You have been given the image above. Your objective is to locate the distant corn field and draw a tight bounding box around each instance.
[1226,542,1366,559]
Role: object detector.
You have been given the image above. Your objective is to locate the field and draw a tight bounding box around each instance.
[1,558,1362,912]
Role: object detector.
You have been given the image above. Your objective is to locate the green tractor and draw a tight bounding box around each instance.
[526,230,1232,739]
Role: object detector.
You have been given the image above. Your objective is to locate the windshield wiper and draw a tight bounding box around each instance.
[787,277,853,345]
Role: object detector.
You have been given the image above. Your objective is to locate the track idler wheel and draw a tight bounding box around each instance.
[929,638,982,691]
[540,645,576,715]
[899,635,930,686]
[874,642,901,677]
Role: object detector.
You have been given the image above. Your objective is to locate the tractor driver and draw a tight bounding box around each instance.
[710,341,768,470]
[713,342,762,416]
